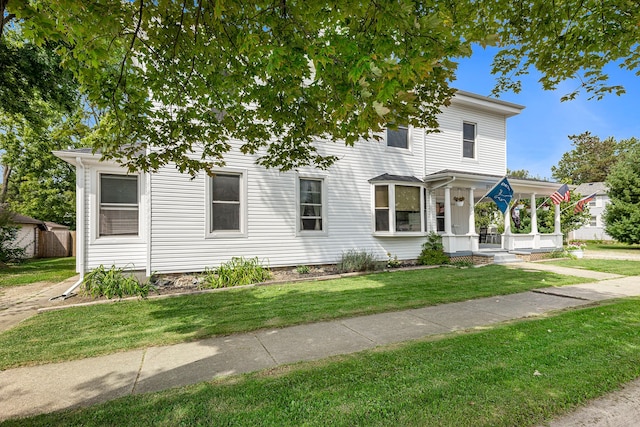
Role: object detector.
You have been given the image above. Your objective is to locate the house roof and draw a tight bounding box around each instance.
[0,207,46,229]
[368,174,423,183]
[573,182,608,196]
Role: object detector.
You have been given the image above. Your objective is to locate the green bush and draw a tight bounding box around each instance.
[337,249,381,273]
[203,257,272,288]
[418,233,449,265]
[0,210,25,265]
[296,265,311,274]
[81,265,153,299]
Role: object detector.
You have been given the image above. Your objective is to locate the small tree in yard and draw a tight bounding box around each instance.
[0,210,25,265]
[603,145,640,244]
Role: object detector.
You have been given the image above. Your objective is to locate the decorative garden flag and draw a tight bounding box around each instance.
[486,177,514,214]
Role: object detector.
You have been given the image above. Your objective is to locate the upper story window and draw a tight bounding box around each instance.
[463,122,476,159]
[386,125,409,149]
[374,184,423,233]
[211,174,241,232]
[299,178,324,232]
[588,199,596,207]
[99,174,139,237]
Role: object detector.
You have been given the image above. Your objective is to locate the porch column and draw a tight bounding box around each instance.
[444,186,452,235]
[468,187,476,234]
[530,193,538,234]
[554,202,561,234]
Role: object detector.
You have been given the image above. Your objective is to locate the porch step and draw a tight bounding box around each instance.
[492,252,522,264]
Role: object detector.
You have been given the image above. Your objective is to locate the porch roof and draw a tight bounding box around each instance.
[423,170,564,198]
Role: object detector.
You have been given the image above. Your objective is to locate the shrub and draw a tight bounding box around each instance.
[203,256,272,288]
[418,232,449,266]
[337,249,381,273]
[386,252,402,268]
[81,265,153,299]
[296,265,311,274]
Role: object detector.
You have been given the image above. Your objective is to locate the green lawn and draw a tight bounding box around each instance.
[547,259,640,276]
[585,242,640,252]
[8,298,640,427]
[0,265,586,369]
[0,257,77,288]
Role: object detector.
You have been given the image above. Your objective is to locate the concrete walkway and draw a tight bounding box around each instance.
[1,265,639,423]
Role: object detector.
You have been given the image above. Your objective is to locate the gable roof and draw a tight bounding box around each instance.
[574,182,608,196]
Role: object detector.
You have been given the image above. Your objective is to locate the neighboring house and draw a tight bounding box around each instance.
[1,207,46,258]
[569,182,613,241]
[55,90,565,277]
[1,207,72,258]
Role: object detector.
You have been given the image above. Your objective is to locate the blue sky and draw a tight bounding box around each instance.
[454,47,640,181]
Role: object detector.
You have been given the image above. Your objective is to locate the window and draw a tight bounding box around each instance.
[299,178,324,232]
[99,174,139,236]
[375,186,390,231]
[211,173,241,232]
[386,125,409,149]
[374,184,423,233]
[590,216,597,227]
[436,202,445,232]
[588,199,596,207]
[463,122,476,159]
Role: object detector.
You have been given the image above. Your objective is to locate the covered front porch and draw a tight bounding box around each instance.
[424,170,564,256]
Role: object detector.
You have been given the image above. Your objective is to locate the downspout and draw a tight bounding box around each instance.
[52,156,86,299]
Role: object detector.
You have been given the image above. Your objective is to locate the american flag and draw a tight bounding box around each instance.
[550,184,570,205]
[574,193,596,213]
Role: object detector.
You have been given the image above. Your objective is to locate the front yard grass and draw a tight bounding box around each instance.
[0,265,586,370]
[0,257,77,288]
[547,259,640,276]
[8,298,640,427]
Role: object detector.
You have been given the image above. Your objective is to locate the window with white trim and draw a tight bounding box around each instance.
[99,174,139,236]
[386,125,409,149]
[463,122,476,159]
[210,173,242,232]
[590,216,597,227]
[299,178,324,232]
[374,184,423,233]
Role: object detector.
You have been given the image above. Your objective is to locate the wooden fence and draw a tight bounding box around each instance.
[38,230,76,258]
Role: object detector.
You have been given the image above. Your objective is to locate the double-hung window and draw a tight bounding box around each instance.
[99,174,139,237]
[386,125,409,149]
[374,184,423,233]
[299,178,324,232]
[210,173,242,233]
[463,122,476,159]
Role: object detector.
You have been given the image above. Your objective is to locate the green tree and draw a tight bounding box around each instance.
[0,102,88,228]
[484,0,640,101]
[551,132,639,185]
[3,1,639,176]
[603,146,640,244]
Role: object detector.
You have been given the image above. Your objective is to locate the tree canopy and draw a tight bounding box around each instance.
[603,145,640,245]
[551,132,639,185]
[2,0,639,175]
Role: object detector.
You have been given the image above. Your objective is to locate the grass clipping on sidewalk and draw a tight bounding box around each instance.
[10,298,640,427]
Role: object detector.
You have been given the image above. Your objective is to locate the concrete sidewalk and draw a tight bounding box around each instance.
[1,271,639,422]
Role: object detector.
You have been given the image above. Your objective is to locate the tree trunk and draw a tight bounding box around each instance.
[1,164,12,204]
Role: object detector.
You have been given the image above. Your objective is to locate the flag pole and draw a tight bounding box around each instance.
[475,176,507,207]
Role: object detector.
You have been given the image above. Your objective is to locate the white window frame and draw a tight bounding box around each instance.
[92,168,145,244]
[296,175,328,236]
[205,169,248,239]
[462,121,477,160]
[589,216,598,227]
[372,182,425,236]
[385,125,411,150]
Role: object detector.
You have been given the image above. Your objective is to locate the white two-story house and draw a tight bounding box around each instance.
[55,90,565,279]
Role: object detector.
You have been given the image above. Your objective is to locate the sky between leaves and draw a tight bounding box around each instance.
[456,46,640,181]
